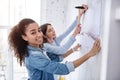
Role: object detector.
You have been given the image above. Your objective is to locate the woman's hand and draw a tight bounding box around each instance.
[79,4,88,15]
[77,4,88,24]
[72,44,81,52]
[88,39,101,57]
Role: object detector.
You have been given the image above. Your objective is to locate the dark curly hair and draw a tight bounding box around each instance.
[8,18,35,66]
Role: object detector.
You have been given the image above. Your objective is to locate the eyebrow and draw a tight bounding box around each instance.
[30,27,40,32]
[30,29,36,32]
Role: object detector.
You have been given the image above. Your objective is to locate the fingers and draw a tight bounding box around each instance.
[78,4,88,15]
[94,39,100,46]
[73,44,81,51]
[98,46,101,52]
[81,4,88,13]
[82,4,88,10]
[94,39,101,52]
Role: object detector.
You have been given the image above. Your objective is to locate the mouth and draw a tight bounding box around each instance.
[36,37,43,43]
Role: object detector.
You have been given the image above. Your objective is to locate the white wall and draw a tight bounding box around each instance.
[100,0,120,80]
[65,0,102,80]
[40,0,120,80]
[40,0,67,36]
[105,0,120,80]
[41,0,102,80]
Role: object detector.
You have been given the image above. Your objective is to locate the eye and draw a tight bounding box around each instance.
[48,28,54,33]
[38,29,41,32]
[31,31,36,35]
[48,29,52,32]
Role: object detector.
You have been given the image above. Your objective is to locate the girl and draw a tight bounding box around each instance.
[8,18,100,80]
[40,5,88,58]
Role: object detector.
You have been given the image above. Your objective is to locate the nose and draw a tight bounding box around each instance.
[37,31,43,37]
[52,29,55,33]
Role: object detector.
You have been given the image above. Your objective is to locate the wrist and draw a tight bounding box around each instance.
[71,48,75,52]
[72,33,76,37]
[79,13,83,16]
[87,51,93,58]
[77,15,82,19]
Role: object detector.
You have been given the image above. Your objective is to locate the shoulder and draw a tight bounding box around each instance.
[27,46,45,57]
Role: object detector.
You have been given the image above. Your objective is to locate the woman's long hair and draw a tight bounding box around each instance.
[40,23,51,43]
[8,18,35,66]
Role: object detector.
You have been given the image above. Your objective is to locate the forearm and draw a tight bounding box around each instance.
[73,52,91,68]
[62,49,73,58]
[77,13,82,25]
[63,44,81,58]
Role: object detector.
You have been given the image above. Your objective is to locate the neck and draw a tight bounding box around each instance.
[47,38,54,43]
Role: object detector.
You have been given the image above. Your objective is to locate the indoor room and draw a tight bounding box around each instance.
[0,0,120,80]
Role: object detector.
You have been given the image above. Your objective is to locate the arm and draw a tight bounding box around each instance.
[73,39,101,68]
[30,52,75,75]
[62,44,81,58]
[55,6,88,44]
[44,35,76,55]
[47,52,63,62]
[44,24,81,55]
[29,39,100,75]
[55,18,77,44]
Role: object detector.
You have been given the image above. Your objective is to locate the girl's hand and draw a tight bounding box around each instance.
[72,44,81,52]
[88,39,101,57]
[79,4,88,15]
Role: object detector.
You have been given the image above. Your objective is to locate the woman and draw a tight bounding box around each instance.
[40,5,88,58]
[8,18,100,80]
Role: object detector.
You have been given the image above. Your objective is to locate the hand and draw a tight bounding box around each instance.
[72,44,81,52]
[77,4,88,24]
[79,4,88,15]
[88,39,101,57]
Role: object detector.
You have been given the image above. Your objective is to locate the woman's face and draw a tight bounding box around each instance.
[22,23,43,48]
[45,25,56,39]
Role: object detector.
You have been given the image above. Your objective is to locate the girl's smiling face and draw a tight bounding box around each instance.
[22,23,43,48]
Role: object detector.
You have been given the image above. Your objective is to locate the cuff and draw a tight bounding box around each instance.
[70,35,76,42]
[66,62,75,72]
[59,56,64,61]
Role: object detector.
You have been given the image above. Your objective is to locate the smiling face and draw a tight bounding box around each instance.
[22,23,43,48]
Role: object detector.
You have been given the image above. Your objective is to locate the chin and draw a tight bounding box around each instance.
[38,41,43,45]
[53,36,56,39]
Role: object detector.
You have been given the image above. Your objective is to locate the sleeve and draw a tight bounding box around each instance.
[55,18,77,44]
[46,52,63,62]
[44,35,76,55]
[30,53,75,75]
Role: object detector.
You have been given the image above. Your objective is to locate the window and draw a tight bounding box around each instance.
[0,29,9,80]
[0,0,41,80]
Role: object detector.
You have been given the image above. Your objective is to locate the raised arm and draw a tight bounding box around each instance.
[55,4,88,44]
[44,24,81,55]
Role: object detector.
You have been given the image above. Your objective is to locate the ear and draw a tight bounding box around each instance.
[22,35,28,41]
